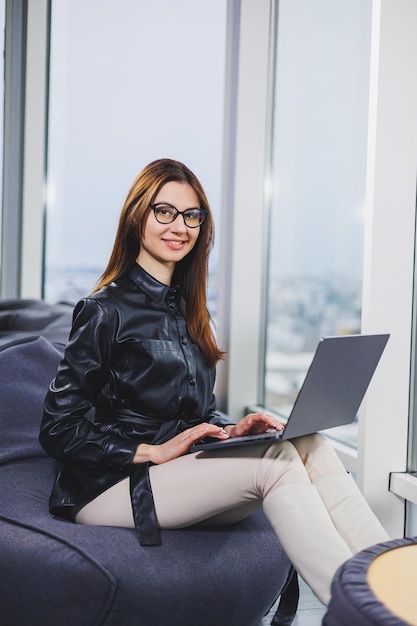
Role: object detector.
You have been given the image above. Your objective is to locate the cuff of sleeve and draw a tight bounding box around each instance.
[103,438,139,467]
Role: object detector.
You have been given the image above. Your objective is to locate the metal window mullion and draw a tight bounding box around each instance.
[21,0,50,298]
[1,0,27,298]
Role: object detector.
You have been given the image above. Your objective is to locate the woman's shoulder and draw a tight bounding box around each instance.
[73,279,133,320]
[73,263,166,323]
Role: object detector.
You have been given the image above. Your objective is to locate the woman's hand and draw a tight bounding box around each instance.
[132,422,229,465]
[224,413,285,439]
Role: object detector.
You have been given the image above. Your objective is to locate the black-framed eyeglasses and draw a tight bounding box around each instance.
[150,203,207,228]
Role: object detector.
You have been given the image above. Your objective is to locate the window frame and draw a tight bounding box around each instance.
[1,0,49,299]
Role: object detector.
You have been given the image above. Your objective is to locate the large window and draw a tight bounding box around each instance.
[44,0,227,316]
[263,0,372,447]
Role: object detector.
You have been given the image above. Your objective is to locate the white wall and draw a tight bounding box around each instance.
[218,0,272,420]
[359,0,417,537]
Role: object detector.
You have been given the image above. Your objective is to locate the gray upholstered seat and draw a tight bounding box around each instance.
[0,300,295,626]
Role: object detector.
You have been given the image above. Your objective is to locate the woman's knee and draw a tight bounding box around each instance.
[290,432,347,480]
[260,440,311,490]
[291,432,328,460]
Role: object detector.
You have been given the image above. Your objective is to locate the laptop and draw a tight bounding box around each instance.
[191,333,389,452]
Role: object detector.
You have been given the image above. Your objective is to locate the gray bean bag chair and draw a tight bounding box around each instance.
[0,299,297,626]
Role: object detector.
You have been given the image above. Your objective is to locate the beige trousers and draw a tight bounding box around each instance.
[75,433,389,605]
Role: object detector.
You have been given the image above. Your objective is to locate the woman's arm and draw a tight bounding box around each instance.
[39,298,138,468]
[207,403,236,430]
[132,421,230,464]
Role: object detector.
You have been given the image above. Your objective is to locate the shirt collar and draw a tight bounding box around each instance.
[126,262,181,304]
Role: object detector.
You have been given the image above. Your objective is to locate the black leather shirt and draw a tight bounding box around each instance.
[39,263,234,544]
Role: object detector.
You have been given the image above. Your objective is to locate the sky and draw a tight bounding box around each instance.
[45,0,372,289]
[45,0,227,273]
[269,0,372,281]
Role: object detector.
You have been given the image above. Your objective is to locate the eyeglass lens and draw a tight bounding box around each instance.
[152,203,206,227]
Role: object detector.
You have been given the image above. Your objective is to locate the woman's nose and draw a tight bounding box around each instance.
[170,215,187,233]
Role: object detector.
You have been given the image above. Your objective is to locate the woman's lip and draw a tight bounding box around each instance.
[163,239,187,248]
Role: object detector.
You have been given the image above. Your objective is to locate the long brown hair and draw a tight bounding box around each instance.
[93,158,224,367]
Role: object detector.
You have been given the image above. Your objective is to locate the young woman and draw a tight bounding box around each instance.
[40,158,389,605]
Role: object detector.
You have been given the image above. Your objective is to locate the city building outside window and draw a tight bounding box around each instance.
[263,0,372,448]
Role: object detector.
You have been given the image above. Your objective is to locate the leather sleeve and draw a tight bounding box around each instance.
[39,298,138,468]
[209,411,236,428]
[205,385,236,429]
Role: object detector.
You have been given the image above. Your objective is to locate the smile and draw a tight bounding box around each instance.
[163,239,187,249]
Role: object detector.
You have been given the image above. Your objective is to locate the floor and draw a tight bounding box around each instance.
[261,576,326,626]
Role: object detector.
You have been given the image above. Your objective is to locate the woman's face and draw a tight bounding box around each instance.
[136,181,201,284]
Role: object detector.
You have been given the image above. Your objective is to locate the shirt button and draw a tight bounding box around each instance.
[181,337,188,345]
[189,378,196,385]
